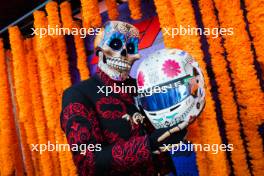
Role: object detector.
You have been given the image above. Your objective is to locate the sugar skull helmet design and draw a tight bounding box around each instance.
[95,21,140,81]
[136,48,206,129]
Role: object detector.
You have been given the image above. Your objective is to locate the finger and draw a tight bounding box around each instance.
[159,146,171,152]
[157,131,171,142]
[132,113,140,124]
[140,118,144,124]
[178,121,189,130]
[169,121,189,134]
[159,143,180,152]
[132,116,137,124]
[159,146,169,152]
[122,114,130,121]
[133,118,138,125]
[152,150,161,154]
[136,118,143,124]
[168,126,181,134]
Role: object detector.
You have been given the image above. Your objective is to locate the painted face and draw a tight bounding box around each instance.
[96,21,140,81]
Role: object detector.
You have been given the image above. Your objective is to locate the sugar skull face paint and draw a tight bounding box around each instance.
[95,21,140,81]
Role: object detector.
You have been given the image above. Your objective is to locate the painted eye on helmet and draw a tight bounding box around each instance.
[109,38,123,50]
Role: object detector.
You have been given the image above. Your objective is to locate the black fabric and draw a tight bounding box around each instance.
[60,74,144,175]
[60,69,177,175]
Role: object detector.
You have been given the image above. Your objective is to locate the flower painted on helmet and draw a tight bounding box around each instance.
[137,71,145,87]
[162,59,181,78]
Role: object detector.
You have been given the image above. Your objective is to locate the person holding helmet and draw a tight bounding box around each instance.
[60,21,187,176]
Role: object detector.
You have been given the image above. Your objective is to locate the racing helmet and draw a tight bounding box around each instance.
[136,48,205,129]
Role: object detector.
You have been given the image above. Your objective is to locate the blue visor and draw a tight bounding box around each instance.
[138,83,190,112]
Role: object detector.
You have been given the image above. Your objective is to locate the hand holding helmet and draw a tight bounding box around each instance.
[149,125,187,153]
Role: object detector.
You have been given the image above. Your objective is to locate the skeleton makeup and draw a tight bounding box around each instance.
[95,21,140,81]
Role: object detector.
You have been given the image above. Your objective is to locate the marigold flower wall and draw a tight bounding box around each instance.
[0,0,263,175]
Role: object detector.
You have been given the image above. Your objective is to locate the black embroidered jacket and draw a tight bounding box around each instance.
[60,69,174,176]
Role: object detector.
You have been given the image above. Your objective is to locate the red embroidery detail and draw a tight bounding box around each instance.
[82,151,95,175]
[96,68,116,86]
[111,136,151,172]
[103,130,125,144]
[66,120,91,147]
[62,103,89,130]
[74,152,95,176]
[91,116,103,143]
[77,126,91,143]
[71,121,79,131]
[66,118,97,176]
[119,92,134,104]
[67,129,77,147]
[62,102,103,145]
[96,97,126,119]
[130,123,140,136]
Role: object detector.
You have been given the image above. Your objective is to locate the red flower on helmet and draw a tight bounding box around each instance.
[162,59,181,78]
[137,71,145,87]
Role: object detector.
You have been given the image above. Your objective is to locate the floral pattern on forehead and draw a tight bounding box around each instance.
[104,21,139,40]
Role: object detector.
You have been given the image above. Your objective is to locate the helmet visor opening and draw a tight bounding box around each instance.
[138,82,191,112]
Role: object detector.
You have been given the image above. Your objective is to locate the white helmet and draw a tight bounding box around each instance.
[136,48,205,129]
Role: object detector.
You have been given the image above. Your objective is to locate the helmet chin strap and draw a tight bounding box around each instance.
[97,51,130,81]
